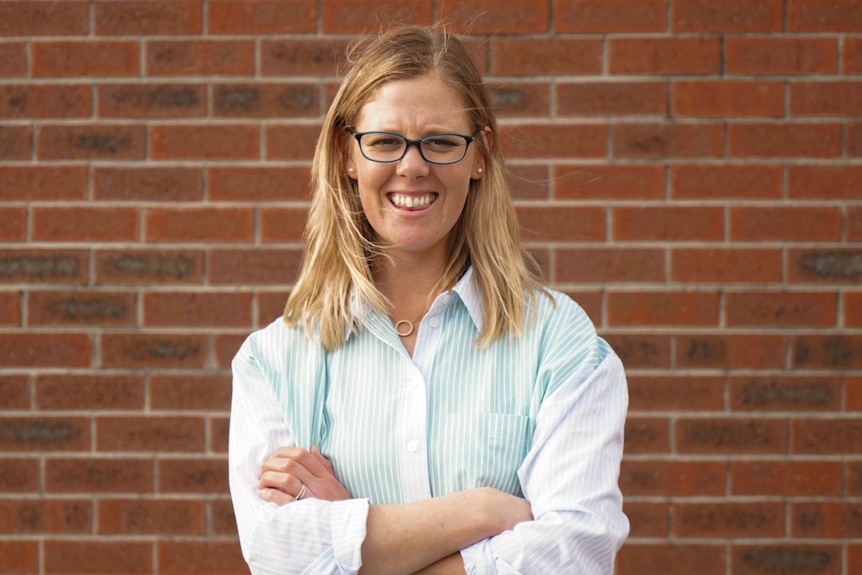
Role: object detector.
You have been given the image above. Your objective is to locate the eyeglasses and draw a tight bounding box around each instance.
[350,130,479,165]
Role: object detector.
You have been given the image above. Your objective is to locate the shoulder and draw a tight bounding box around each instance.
[531,288,613,368]
[234,317,323,372]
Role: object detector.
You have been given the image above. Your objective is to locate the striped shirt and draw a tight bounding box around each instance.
[229,267,629,574]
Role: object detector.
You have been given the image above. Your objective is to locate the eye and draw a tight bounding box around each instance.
[363,134,403,149]
[422,136,463,151]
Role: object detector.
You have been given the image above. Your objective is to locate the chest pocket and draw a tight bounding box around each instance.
[435,412,530,497]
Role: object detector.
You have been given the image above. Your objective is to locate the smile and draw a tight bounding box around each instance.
[388,192,437,210]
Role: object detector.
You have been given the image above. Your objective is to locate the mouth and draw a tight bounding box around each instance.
[387,192,437,210]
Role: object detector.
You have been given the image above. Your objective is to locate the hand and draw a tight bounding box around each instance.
[478,487,533,533]
[259,445,352,505]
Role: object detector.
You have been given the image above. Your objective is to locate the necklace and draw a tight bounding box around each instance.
[394,319,414,337]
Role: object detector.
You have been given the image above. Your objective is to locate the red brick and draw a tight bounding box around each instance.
[0,333,90,368]
[442,0,549,34]
[94,0,202,36]
[846,38,862,73]
[0,249,89,285]
[0,84,92,119]
[100,333,208,369]
[609,37,720,75]
[0,166,87,201]
[728,375,841,411]
[517,205,605,242]
[143,291,252,328]
[850,461,862,496]
[0,124,31,160]
[672,80,783,118]
[36,374,144,411]
[488,81,551,118]
[729,124,841,158]
[792,502,862,538]
[793,334,862,370]
[730,206,841,243]
[149,374,232,411]
[852,545,862,573]
[792,418,862,454]
[0,1,89,36]
[671,164,781,200]
[45,457,153,494]
[209,166,310,201]
[0,416,90,452]
[45,540,152,575]
[625,417,670,453]
[617,543,725,575]
[209,248,303,285]
[145,207,253,243]
[608,291,719,327]
[208,0,317,34]
[673,501,785,538]
[146,39,255,76]
[788,165,862,200]
[33,40,139,77]
[210,416,231,453]
[848,293,862,327]
[734,545,841,575]
[37,124,147,160]
[97,416,205,452]
[556,248,666,284]
[158,540,249,575]
[676,417,787,454]
[215,333,247,368]
[0,540,38,574]
[151,124,258,160]
[210,498,239,535]
[557,81,667,116]
[604,333,672,369]
[0,292,20,328]
[612,123,723,159]
[613,205,723,241]
[260,207,309,243]
[265,123,323,161]
[0,207,25,242]
[725,37,838,75]
[628,375,724,412]
[158,458,229,494]
[670,248,782,284]
[32,206,139,243]
[94,249,204,286]
[733,460,843,496]
[788,0,862,32]
[213,83,320,118]
[850,123,862,156]
[556,0,666,32]
[98,498,205,536]
[673,0,783,32]
[553,165,664,200]
[0,458,39,492]
[788,248,862,284]
[499,124,607,159]
[491,38,602,76]
[94,167,203,202]
[791,81,862,117]
[28,291,137,327]
[0,498,92,534]
[99,83,205,119]
[0,42,26,77]
[620,460,725,497]
[262,38,350,77]
[257,292,290,325]
[0,375,29,409]
[625,501,669,538]
[677,334,787,370]
[726,292,838,329]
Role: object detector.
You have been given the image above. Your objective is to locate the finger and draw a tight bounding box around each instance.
[259,470,304,494]
[268,446,333,479]
[310,445,335,474]
[260,487,296,506]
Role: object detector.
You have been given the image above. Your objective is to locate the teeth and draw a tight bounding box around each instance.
[390,193,434,209]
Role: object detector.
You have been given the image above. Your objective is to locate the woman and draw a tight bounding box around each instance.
[229,26,629,575]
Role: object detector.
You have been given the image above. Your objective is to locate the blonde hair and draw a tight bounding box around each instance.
[284,26,544,350]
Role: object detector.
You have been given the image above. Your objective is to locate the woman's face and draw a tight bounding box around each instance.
[345,74,485,262]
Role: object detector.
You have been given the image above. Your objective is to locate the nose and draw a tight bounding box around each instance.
[396,142,430,178]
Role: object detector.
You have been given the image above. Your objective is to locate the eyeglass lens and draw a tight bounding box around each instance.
[357,133,471,164]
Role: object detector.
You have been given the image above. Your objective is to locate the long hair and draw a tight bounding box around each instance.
[284,26,544,350]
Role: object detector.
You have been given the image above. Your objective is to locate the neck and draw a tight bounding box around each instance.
[374,251,447,323]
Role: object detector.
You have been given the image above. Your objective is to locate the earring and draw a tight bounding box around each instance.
[476,167,483,175]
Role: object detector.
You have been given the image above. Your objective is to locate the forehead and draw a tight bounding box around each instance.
[354,74,472,131]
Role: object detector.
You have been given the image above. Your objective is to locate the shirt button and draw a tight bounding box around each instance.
[406,441,418,453]
[429,316,440,328]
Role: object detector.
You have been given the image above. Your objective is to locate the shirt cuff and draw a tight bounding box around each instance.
[461,539,495,575]
[331,498,371,573]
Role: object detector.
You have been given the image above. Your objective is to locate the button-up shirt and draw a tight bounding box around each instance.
[229,268,629,574]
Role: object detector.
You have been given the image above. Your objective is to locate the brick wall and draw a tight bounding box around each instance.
[1,1,860,574]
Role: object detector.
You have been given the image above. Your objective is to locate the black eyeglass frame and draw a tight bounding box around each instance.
[349,129,482,165]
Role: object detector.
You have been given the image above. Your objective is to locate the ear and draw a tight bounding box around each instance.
[470,126,492,181]
[342,133,358,180]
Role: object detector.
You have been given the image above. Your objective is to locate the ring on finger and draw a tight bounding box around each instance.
[295,484,307,501]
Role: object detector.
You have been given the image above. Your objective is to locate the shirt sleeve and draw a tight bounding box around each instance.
[460,348,630,575]
[229,340,370,575]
